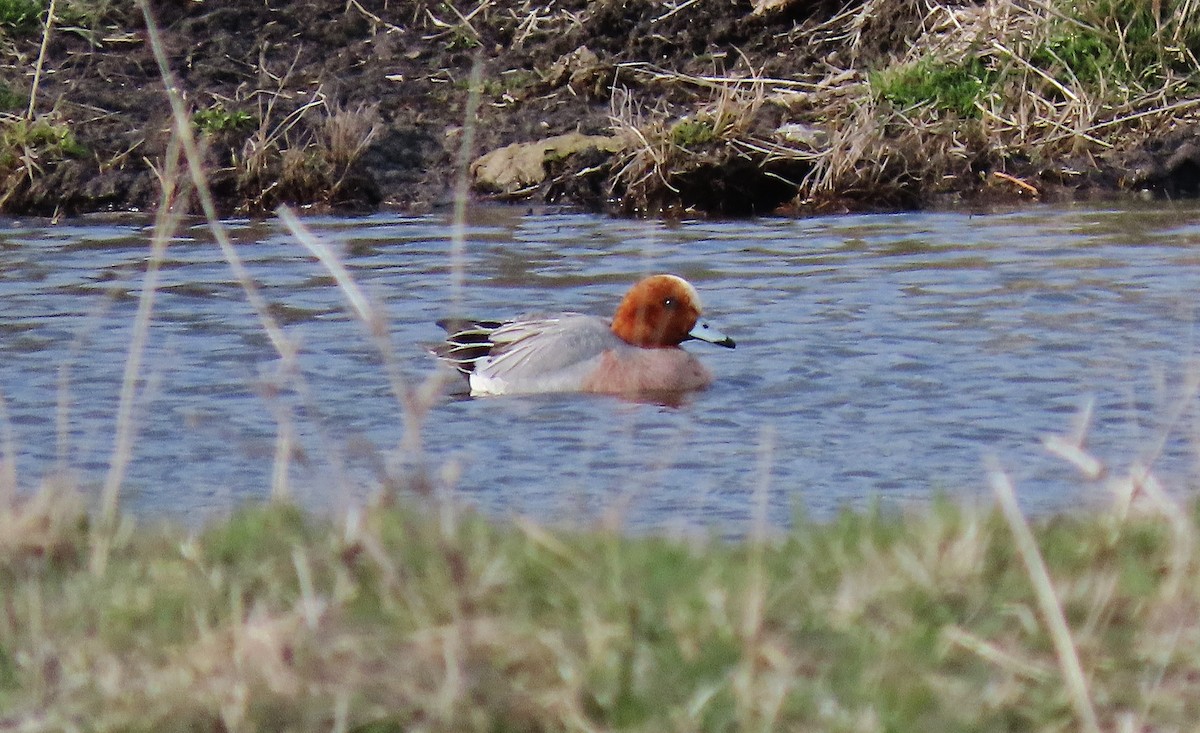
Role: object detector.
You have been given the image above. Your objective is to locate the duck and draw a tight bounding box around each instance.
[432,274,735,396]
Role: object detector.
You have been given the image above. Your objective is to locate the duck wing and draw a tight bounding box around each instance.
[476,314,619,386]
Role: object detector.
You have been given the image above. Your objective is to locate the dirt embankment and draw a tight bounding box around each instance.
[2,0,1199,218]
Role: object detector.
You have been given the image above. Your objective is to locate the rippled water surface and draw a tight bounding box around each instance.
[2,204,1200,530]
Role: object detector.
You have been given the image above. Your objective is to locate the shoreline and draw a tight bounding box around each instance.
[2,0,1199,218]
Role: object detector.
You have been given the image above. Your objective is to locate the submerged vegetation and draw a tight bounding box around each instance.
[2,0,1200,216]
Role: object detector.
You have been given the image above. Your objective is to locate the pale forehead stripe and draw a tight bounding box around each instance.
[661,274,702,310]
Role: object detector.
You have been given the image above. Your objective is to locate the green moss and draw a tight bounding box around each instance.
[671,118,718,148]
[193,105,255,134]
[871,57,992,118]
[1031,27,1117,86]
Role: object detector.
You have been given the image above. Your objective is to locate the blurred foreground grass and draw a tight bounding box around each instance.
[0,477,1197,732]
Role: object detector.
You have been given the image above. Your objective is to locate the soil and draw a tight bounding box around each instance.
[1,0,1198,218]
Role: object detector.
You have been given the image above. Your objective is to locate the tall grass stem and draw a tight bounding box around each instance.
[990,461,1102,733]
[137,0,296,366]
[449,55,483,316]
[92,136,185,573]
[26,0,56,120]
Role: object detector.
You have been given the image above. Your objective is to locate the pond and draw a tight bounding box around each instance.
[1,203,1198,531]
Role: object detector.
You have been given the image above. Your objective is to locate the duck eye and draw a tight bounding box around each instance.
[662,297,675,309]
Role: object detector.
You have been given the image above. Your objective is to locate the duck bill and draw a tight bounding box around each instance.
[687,321,736,349]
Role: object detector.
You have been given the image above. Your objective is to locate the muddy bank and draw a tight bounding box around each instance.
[1,0,1199,218]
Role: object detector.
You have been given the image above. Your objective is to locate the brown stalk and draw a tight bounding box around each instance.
[25,0,56,120]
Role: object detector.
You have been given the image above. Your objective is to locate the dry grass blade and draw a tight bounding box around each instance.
[989,461,1102,733]
[1042,397,1103,480]
[653,0,702,22]
[942,625,1054,681]
[92,134,186,573]
[276,205,447,495]
[616,61,816,96]
[450,55,484,314]
[137,0,296,366]
[0,390,16,504]
[26,0,57,120]
[1042,434,1104,480]
[278,206,375,327]
[269,402,296,501]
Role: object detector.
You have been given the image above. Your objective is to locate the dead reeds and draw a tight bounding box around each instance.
[781,0,1200,207]
[606,58,791,214]
[597,0,1200,212]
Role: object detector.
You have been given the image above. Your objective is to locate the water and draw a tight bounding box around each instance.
[1,203,1198,531]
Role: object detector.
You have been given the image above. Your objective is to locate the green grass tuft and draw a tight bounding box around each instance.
[1037,0,1200,86]
[0,117,86,174]
[0,83,25,111]
[0,0,41,31]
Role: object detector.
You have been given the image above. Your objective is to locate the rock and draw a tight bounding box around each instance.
[774,122,828,149]
[753,0,797,14]
[471,133,627,196]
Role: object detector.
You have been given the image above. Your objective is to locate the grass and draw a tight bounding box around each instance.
[0,116,86,162]
[0,0,40,31]
[233,101,382,212]
[590,0,1200,212]
[606,63,773,214]
[670,117,718,147]
[1036,0,1200,86]
[735,0,1200,208]
[0,0,127,32]
[1,478,1199,730]
[0,114,87,207]
[0,82,24,110]
[193,104,255,135]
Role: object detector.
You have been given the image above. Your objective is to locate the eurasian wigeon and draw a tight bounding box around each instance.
[433,274,735,396]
